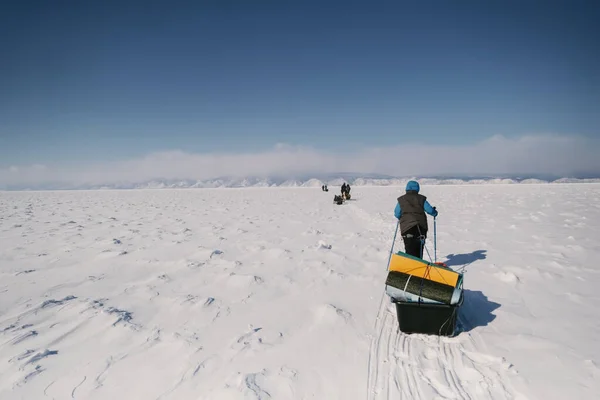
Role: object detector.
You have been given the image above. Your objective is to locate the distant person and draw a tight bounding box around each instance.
[341,182,350,199]
[394,180,438,259]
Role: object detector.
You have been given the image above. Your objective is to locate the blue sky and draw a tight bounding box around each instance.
[1,1,599,184]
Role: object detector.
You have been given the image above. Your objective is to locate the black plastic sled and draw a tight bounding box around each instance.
[393,292,463,336]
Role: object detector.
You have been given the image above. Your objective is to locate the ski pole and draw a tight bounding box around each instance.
[387,220,399,270]
[434,216,437,263]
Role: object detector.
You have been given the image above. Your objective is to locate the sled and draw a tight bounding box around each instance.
[393,292,463,336]
[384,222,464,336]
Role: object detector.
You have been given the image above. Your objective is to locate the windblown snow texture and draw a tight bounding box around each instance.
[1,184,600,399]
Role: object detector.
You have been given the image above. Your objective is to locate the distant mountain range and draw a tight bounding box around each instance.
[2,173,600,191]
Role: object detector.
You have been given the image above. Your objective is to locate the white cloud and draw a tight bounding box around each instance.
[1,134,598,187]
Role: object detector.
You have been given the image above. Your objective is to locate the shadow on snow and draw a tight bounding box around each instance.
[458,289,500,332]
[443,250,487,268]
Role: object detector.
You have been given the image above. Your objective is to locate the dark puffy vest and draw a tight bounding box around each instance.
[397,191,428,235]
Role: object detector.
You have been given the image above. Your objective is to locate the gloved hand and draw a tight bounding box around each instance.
[432,207,438,218]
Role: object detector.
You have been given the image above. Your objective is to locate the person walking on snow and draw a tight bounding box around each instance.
[394,180,438,259]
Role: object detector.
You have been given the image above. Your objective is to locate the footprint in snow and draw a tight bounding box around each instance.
[313,304,352,324]
[231,326,284,354]
[317,240,332,250]
[227,272,264,285]
[181,294,199,305]
[461,350,516,373]
[304,228,323,235]
[187,261,205,269]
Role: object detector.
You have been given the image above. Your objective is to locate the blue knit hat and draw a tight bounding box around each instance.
[405,180,420,192]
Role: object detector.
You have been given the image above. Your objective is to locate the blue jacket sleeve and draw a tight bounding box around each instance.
[394,203,401,219]
[424,200,438,217]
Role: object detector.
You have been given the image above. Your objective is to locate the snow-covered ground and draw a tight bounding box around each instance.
[1,184,599,399]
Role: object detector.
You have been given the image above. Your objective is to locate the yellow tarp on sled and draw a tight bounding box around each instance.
[388,251,459,287]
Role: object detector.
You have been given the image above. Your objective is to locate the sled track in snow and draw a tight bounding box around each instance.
[366,299,423,400]
[367,296,426,400]
[367,296,526,400]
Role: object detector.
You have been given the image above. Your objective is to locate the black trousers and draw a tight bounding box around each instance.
[401,225,426,259]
